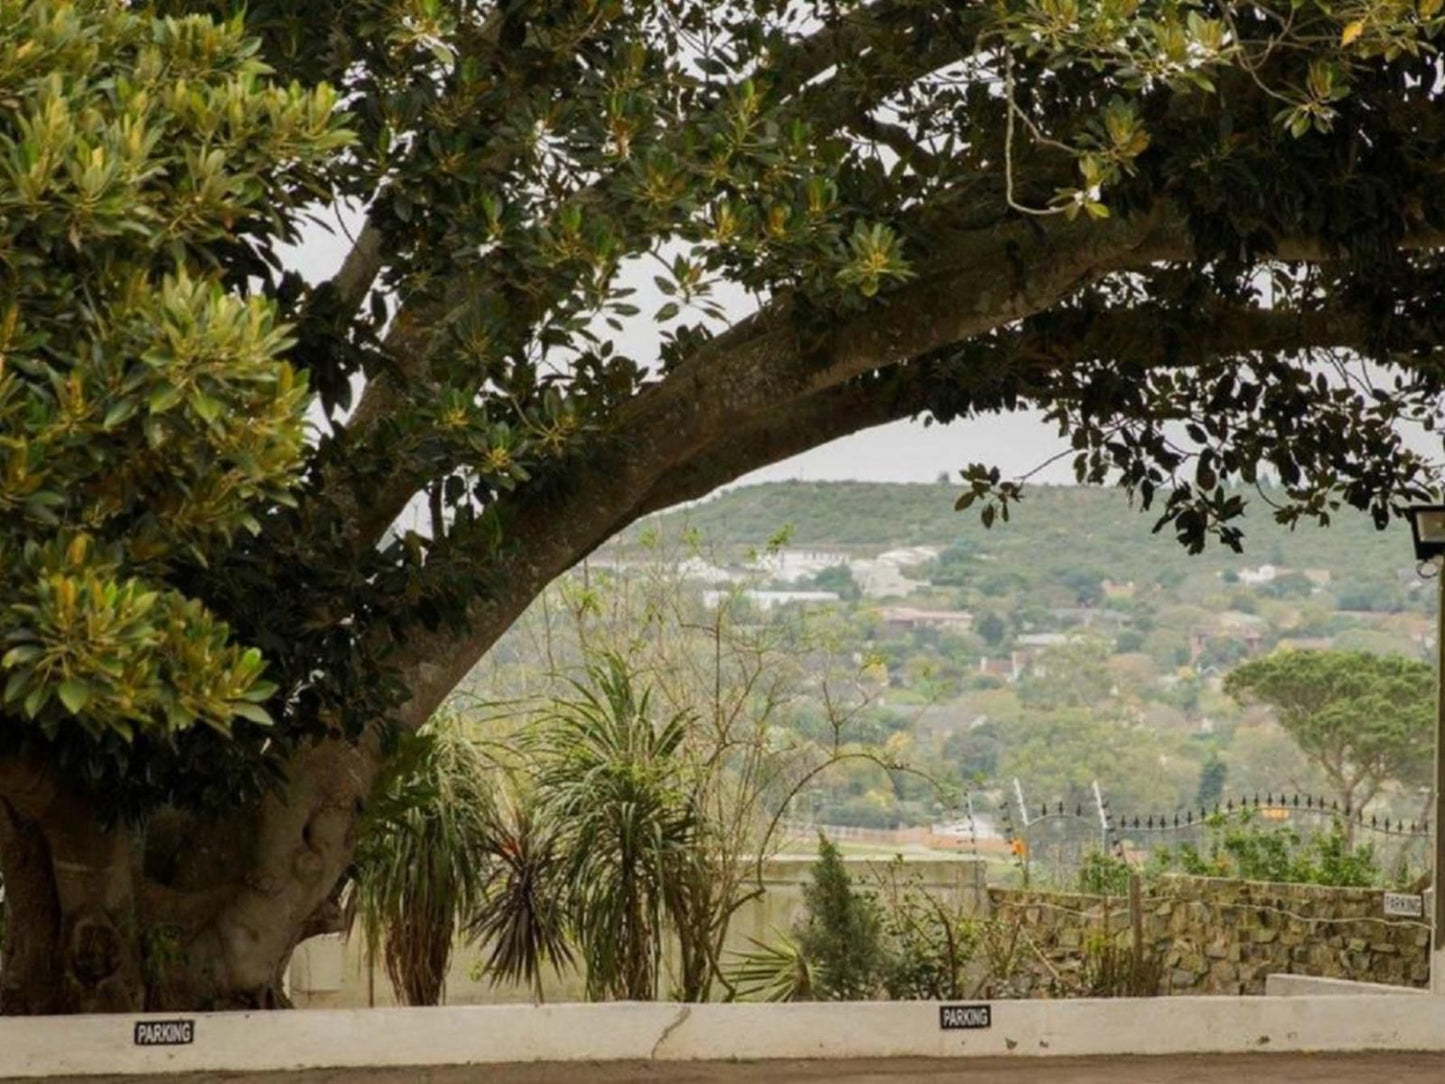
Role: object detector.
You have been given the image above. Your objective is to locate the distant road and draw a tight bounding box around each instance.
[11,1054,1445,1084]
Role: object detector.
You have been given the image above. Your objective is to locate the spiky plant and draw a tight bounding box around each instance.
[725,933,813,1002]
[468,792,574,1002]
[346,715,497,1006]
[529,654,698,1001]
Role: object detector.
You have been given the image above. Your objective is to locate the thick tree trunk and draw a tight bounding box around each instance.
[0,737,370,1015]
[0,800,65,1014]
[0,795,144,1013]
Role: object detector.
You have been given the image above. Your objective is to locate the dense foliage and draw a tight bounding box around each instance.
[1225,650,1435,814]
[793,836,887,1000]
[0,1,344,796]
[1149,812,1391,887]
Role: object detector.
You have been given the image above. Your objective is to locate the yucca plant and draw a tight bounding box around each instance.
[725,933,813,1002]
[529,654,698,1001]
[346,716,498,1006]
[468,792,574,1002]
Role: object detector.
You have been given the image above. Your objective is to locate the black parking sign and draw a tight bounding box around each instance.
[939,1004,991,1030]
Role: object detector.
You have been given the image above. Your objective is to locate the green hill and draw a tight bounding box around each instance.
[640,481,1421,588]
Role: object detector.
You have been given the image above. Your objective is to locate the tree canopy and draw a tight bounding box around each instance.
[4,0,1445,1013]
[1225,649,1435,814]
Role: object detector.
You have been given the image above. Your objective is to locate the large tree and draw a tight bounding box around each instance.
[4,0,1445,1013]
[1225,649,1435,818]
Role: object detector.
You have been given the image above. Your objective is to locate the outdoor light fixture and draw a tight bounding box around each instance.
[1404,504,1445,995]
[1406,505,1445,562]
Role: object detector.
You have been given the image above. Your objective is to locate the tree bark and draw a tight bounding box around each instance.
[0,735,371,1015]
[0,799,64,1014]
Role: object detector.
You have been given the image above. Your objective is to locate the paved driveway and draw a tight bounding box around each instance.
[10,1054,1445,1083]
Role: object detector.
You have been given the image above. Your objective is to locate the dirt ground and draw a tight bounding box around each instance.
[10,1054,1445,1084]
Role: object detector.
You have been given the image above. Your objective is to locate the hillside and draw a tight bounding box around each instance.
[640,480,1421,586]
[476,480,1437,841]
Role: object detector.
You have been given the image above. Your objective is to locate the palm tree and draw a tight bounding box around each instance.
[346,715,497,1005]
[529,654,698,1001]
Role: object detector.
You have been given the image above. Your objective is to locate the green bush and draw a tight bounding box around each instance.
[794,836,885,1000]
[874,858,979,1000]
[1147,811,1385,887]
[1077,850,1133,896]
[728,841,982,1002]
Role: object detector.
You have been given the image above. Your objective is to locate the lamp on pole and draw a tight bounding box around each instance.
[1405,505,1445,993]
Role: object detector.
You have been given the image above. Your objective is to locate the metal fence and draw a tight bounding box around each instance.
[995,786,1431,889]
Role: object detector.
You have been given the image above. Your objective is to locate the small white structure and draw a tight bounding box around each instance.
[701,589,839,611]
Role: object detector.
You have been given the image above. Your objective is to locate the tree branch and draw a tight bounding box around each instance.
[324,7,994,551]
[381,287,1389,731]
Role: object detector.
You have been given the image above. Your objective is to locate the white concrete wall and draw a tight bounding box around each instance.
[5,996,1445,1078]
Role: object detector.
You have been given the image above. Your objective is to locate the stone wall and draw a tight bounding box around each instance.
[986,875,1430,996]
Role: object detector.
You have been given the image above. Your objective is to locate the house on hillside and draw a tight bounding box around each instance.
[1050,607,1130,628]
[849,546,937,598]
[1189,612,1266,662]
[880,606,974,633]
[977,655,1022,682]
[701,589,839,611]
[851,562,919,598]
[1237,564,1279,586]
[749,548,848,583]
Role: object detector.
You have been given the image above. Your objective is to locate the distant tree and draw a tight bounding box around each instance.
[998,708,1191,812]
[929,539,982,587]
[1197,637,1250,671]
[1224,651,1433,818]
[975,612,1008,648]
[1336,580,1408,613]
[1018,640,1113,710]
[1154,569,1188,591]
[1060,568,1106,607]
[942,720,1002,782]
[1114,629,1145,654]
[1258,572,1315,600]
[1196,755,1228,809]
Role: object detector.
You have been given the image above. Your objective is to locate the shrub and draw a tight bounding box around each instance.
[794,836,885,1000]
[1077,850,1133,896]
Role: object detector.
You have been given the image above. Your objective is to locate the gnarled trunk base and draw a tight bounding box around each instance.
[0,738,369,1015]
[0,800,65,1014]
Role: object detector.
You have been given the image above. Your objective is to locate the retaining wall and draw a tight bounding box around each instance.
[988,875,1431,996]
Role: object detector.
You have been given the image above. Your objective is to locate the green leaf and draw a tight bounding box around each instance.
[148,384,183,414]
[231,702,275,726]
[58,679,92,714]
[103,400,137,429]
[1,644,43,667]
[242,679,279,701]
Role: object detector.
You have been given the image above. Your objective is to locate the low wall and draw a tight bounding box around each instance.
[4,996,1445,1077]
[292,854,988,1007]
[1265,973,1426,997]
[987,875,1431,996]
